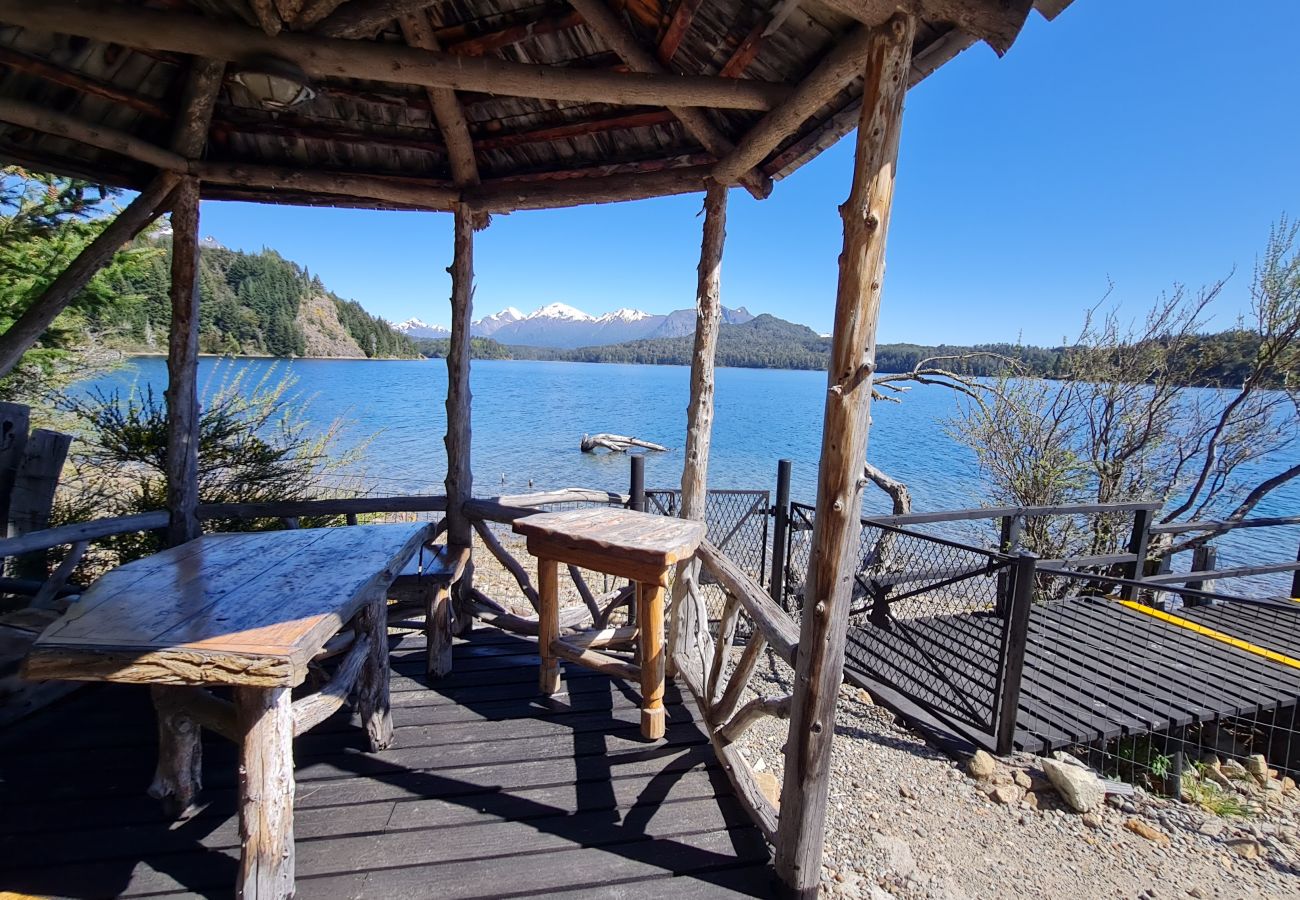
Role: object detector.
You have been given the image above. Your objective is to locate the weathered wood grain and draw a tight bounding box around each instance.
[147,685,203,817]
[26,525,429,687]
[169,57,225,158]
[775,15,915,897]
[637,580,667,739]
[165,177,202,547]
[235,685,295,899]
[514,508,705,571]
[356,593,393,750]
[537,557,561,694]
[398,12,480,189]
[0,3,789,112]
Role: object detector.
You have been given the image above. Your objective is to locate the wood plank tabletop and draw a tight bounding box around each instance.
[25,524,430,688]
[513,508,706,569]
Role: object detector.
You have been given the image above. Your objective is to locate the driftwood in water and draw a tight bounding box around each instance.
[580,433,669,453]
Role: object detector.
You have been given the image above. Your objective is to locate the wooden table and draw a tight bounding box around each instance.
[24,523,430,900]
[513,508,706,739]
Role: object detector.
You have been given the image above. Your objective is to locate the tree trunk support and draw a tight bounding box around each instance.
[165,177,202,547]
[445,203,476,636]
[234,685,296,900]
[669,178,727,683]
[0,172,180,380]
[774,15,915,898]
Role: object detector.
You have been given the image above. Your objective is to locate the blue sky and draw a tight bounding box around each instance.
[194,1,1299,345]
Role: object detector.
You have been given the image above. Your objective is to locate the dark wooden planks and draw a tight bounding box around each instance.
[0,630,772,899]
[844,594,1300,757]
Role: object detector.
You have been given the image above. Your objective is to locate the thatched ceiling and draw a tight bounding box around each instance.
[0,0,1073,212]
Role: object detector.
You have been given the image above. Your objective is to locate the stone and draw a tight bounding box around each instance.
[1187,888,1206,899]
[1226,838,1262,860]
[1023,791,1039,811]
[991,784,1022,805]
[1124,818,1170,846]
[871,834,916,879]
[967,750,996,780]
[755,771,781,808]
[1221,759,1249,780]
[1283,776,1297,794]
[1082,811,1102,829]
[1042,757,1105,813]
[1245,754,1269,782]
[899,784,916,800]
[1052,750,1090,769]
[856,688,874,706]
[1198,820,1225,838]
[1013,769,1033,790]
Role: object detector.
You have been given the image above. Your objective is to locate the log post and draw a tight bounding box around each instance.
[165,177,203,547]
[668,179,727,685]
[769,458,792,605]
[234,685,295,900]
[355,592,394,749]
[774,15,915,898]
[0,172,180,380]
[147,685,204,818]
[445,203,476,634]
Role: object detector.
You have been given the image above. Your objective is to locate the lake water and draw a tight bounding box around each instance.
[82,356,1300,596]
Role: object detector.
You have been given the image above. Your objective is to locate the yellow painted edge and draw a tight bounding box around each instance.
[1116,599,1300,671]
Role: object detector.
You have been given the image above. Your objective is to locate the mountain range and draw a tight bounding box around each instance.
[395,303,755,349]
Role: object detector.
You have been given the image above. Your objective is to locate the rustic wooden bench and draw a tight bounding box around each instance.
[24,523,430,900]
[513,508,705,740]
[386,541,471,677]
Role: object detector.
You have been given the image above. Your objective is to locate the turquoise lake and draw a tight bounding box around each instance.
[83,356,1300,596]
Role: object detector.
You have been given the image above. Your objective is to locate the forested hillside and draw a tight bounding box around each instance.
[93,235,418,359]
[415,314,1287,386]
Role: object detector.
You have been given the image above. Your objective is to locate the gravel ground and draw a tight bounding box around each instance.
[733,649,1300,900]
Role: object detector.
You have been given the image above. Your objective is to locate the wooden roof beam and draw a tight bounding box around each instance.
[466,165,709,213]
[713,23,876,186]
[248,0,285,36]
[398,11,480,189]
[0,2,788,112]
[817,0,1034,56]
[0,44,170,118]
[313,0,451,39]
[441,9,586,57]
[290,0,352,30]
[170,58,225,158]
[657,0,703,66]
[566,0,773,200]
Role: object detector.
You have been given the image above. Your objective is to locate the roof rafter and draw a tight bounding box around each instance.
[442,9,585,57]
[657,0,703,66]
[566,0,773,200]
[0,2,789,112]
[397,10,480,188]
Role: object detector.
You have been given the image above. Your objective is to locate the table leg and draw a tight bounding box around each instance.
[148,685,202,817]
[426,582,453,678]
[234,686,295,900]
[538,557,560,694]
[356,593,394,751]
[638,581,666,740]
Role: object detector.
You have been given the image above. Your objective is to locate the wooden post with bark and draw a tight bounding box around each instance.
[669,179,727,685]
[775,14,916,898]
[165,177,202,547]
[445,203,475,632]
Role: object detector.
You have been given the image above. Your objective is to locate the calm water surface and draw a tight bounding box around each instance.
[82,357,1300,594]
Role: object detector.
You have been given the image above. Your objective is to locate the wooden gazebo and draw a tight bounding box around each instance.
[0,1,1072,896]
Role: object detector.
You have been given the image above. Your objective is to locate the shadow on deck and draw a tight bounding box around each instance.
[0,630,775,898]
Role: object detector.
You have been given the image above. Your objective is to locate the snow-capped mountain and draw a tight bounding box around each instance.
[393,317,450,339]
[472,306,525,337]
[395,303,756,349]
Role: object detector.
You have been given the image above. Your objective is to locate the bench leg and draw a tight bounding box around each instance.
[235,685,295,900]
[538,557,560,694]
[148,685,202,818]
[638,581,666,740]
[356,594,394,751]
[426,583,453,678]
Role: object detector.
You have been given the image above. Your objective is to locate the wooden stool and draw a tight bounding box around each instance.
[386,541,471,677]
[513,508,705,739]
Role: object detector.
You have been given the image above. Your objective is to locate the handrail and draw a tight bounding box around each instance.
[861,500,1161,528]
[0,511,169,558]
[1036,565,1300,611]
[696,540,798,665]
[1149,515,1300,535]
[1143,559,1300,585]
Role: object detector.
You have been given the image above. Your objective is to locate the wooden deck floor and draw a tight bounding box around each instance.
[0,630,774,899]
[844,595,1300,754]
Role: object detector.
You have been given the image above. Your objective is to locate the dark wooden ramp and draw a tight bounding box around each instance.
[0,630,774,899]
[845,595,1300,755]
